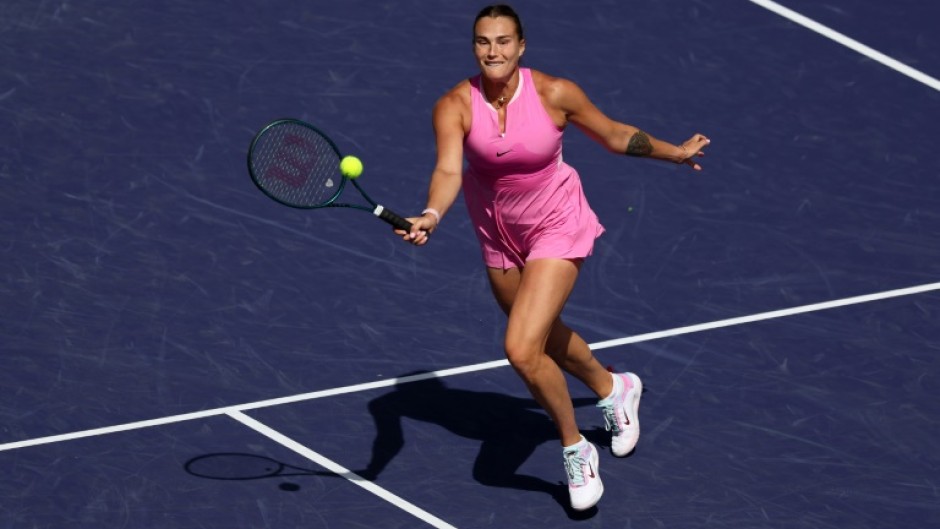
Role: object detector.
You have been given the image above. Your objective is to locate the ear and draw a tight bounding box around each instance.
[519,39,526,56]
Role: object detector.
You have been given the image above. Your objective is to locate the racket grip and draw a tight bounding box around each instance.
[373,205,413,231]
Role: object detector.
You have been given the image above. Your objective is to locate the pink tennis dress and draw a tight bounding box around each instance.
[462,68,604,269]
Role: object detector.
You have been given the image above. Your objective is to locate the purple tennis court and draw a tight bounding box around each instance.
[2,1,938,527]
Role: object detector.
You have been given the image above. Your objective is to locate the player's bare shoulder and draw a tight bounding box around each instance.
[530,69,560,98]
[433,79,472,132]
[529,69,576,126]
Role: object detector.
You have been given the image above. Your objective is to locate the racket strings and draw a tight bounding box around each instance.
[250,124,341,207]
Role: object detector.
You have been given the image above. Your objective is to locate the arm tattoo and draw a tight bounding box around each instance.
[625,130,653,157]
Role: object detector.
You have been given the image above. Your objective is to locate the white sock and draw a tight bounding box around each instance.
[563,435,587,451]
[600,372,622,402]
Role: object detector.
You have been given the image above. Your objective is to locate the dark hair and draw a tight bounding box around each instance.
[473,4,524,41]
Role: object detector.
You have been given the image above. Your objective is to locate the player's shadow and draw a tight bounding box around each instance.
[354,371,609,518]
[183,372,614,519]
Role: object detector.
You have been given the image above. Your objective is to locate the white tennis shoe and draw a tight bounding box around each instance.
[597,372,643,457]
[563,437,603,511]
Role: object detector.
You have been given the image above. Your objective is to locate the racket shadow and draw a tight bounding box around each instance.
[183,452,319,492]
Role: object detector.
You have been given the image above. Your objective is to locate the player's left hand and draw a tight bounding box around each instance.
[679,133,710,170]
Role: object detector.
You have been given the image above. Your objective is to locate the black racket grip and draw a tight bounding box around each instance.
[374,205,413,231]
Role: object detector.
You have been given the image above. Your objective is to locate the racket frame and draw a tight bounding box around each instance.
[247,118,413,230]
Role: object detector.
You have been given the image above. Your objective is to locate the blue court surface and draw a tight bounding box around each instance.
[2,0,939,527]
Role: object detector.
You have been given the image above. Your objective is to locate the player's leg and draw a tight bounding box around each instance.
[544,320,613,399]
[488,261,642,458]
[488,264,613,405]
[548,320,643,456]
[486,258,604,510]
[486,258,582,446]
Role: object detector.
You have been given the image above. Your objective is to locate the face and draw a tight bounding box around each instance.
[473,16,525,81]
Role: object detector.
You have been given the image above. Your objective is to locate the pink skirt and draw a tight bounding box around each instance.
[462,161,605,269]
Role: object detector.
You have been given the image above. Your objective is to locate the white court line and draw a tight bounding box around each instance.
[227,410,459,529]
[0,360,508,452]
[1,281,937,454]
[590,282,940,350]
[750,0,940,92]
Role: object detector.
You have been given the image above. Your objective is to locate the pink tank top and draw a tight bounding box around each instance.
[460,68,605,268]
[463,68,563,190]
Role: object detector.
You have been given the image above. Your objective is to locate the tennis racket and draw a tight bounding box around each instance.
[247,118,413,231]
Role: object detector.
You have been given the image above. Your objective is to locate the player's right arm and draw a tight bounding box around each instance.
[402,82,470,244]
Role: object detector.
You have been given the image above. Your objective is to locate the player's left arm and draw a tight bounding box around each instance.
[550,77,710,170]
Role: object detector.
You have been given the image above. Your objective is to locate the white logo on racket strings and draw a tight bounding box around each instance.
[325,178,334,188]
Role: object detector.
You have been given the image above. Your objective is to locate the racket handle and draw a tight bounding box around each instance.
[373,205,413,231]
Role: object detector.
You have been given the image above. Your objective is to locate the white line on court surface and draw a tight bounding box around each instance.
[590,282,940,351]
[750,0,940,92]
[1,281,938,453]
[227,410,459,529]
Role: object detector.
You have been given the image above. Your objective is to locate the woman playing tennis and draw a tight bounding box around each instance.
[398,4,710,511]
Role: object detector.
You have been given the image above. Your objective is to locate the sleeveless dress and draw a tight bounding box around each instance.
[462,68,605,269]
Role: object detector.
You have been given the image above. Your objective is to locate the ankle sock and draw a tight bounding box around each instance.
[600,372,624,402]
[563,435,588,452]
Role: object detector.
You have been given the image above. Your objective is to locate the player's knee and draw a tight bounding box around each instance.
[503,338,541,379]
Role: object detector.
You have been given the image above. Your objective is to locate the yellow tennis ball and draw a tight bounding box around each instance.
[339,155,363,179]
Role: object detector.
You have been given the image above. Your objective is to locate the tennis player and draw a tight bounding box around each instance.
[398,4,709,511]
